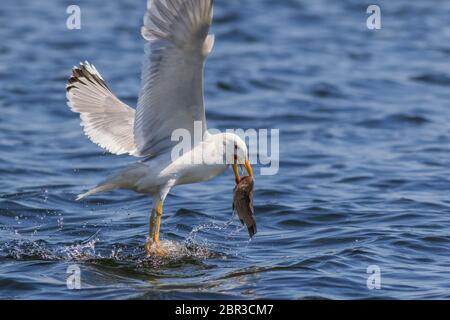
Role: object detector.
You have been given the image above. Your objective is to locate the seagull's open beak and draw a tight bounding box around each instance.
[233,160,253,184]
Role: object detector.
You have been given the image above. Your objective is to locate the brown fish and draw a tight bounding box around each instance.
[233,176,256,238]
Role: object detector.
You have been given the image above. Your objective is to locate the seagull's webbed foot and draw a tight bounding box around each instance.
[145,239,167,257]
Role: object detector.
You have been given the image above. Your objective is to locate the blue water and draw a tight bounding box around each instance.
[1,0,450,299]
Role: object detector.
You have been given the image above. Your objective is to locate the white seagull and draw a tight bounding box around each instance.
[66,0,253,256]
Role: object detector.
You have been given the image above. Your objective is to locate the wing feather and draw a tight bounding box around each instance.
[67,62,139,156]
[134,0,214,156]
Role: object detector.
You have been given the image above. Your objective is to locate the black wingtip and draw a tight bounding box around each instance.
[66,62,109,93]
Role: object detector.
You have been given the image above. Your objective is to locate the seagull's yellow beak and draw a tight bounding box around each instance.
[244,160,253,177]
[232,163,241,184]
[233,160,253,184]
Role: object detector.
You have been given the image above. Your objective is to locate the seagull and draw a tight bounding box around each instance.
[66,0,253,256]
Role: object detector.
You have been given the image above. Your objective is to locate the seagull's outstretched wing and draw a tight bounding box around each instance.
[134,0,215,156]
[67,62,139,156]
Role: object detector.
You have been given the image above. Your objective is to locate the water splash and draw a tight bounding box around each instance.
[136,239,216,269]
[55,239,97,260]
[0,238,100,261]
[0,233,219,268]
[184,217,254,258]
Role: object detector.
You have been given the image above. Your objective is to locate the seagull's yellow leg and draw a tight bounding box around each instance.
[145,200,167,257]
[145,208,157,255]
[153,201,163,245]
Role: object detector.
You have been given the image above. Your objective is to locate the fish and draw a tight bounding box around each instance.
[233,176,256,238]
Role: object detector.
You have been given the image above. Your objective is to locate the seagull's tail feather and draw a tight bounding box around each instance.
[76,163,148,201]
[76,184,118,201]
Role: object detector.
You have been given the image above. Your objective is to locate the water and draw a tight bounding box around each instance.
[1,0,450,299]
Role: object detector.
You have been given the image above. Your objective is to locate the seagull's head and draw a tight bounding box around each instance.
[222,133,253,184]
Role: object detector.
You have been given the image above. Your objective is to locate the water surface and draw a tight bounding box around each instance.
[1,0,450,299]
